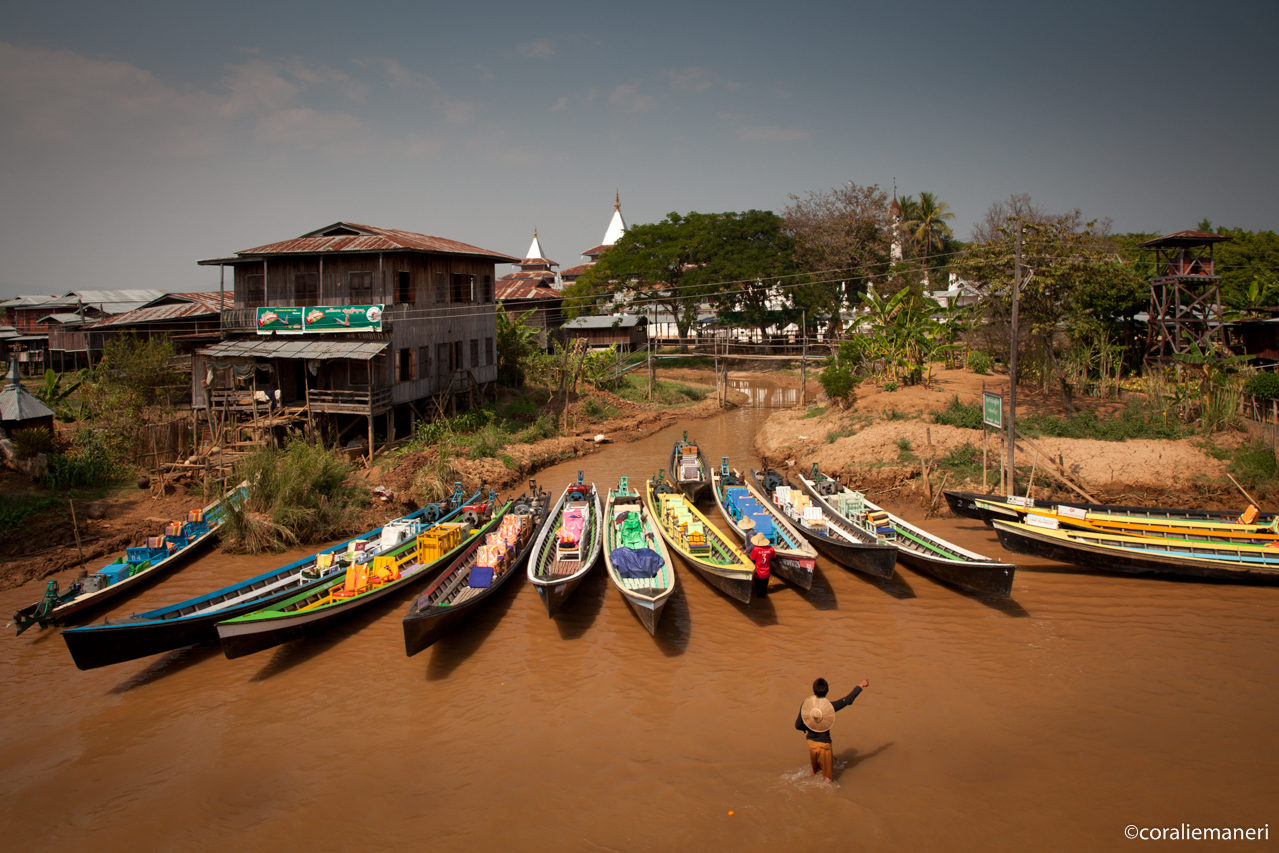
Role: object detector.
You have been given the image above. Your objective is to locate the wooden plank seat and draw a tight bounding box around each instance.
[552,560,581,576]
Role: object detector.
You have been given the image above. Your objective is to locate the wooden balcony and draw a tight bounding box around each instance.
[221,308,258,332]
[307,387,392,414]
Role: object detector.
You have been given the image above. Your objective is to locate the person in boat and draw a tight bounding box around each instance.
[748,532,775,598]
[795,677,870,782]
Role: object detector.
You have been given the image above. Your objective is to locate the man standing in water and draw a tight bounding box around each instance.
[748,532,775,598]
[796,677,870,782]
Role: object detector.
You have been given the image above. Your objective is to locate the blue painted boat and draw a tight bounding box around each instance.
[61,486,479,669]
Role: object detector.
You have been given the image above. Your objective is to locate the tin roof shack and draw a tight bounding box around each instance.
[559,314,647,352]
[41,290,168,370]
[88,292,231,354]
[197,222,516,457]
[497,230,564,350]
[0,356,55,439]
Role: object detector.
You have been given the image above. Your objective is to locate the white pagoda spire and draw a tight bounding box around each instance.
[525,227,546,262]
[602,189,626,246]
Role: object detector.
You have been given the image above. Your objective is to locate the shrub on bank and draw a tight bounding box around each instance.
[1246,372,1279,401]
[221,439,369,553]
[967,351,993,375]
[933,396,983,430]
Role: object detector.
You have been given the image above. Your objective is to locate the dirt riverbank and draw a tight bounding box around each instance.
[752,365,1255,511]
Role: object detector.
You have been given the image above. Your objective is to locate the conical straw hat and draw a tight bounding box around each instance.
[801,695,836,732]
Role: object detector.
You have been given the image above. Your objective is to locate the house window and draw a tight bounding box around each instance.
[396,271,414,305]
[470,339,479,368]
[397,348,415,382]
[452,273,474,304]
[349,271,374,304]
[437,342,450,381]
[451,341,463,371]
[434,272,447,304]
[245,274,265,308]
[418,346,429,379]
[294,273,318,305]
[485,337,494,366]
[481,275,493,303]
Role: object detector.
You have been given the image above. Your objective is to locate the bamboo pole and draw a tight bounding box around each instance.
[68,500,86,569]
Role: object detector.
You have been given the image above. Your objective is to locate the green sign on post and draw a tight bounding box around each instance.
[983,391,1003,429]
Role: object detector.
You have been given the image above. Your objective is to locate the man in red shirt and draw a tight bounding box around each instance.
[748,532,775,598]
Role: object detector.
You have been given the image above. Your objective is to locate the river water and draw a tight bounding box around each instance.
[2,379,1276,852]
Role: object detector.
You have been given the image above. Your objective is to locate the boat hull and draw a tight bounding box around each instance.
[894,549,1014,597]
[992,521,1279,583]
[534,572,586,618]
[945,489,1275,527]
[679,558,753,604]
[405,499,549,656]
[528,482,603,617]
[802,533,897,579]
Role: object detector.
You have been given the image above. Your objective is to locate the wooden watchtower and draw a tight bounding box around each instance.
[1142,230,1232,364]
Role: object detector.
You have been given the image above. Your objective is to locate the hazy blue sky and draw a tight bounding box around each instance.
[1,0,1275,297]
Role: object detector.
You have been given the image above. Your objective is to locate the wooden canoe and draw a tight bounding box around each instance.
[943,489,1275,526]
[646,471,754,604]
[992,518,1279,583]
[668,430,711,504]
[13,484,246,636]
[797,466,1014,596]
[216,494,499,659]
[601,476,676,635]
[527,472,604,617]
[750,468,897,580]
[711,456,816,590]
[59,488,479,670]
[404,487,551,656]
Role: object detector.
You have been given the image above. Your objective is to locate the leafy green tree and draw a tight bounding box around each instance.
[496,305,542,387]
[962,203,1147,406]
[567,210,796,352]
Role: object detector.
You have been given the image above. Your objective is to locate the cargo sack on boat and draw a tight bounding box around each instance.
[469,566,494,588]
[612,547,662,579]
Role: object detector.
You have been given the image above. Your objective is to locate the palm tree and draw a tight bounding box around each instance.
[910,192,955,286]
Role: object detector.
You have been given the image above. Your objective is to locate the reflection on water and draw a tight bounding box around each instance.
[2,378,1277,852]
[728,378,799,408]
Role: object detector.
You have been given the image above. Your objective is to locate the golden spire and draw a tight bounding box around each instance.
[614,189,620,211]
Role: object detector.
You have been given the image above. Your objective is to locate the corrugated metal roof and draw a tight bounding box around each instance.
[496,272,560,301]
[44,313,86,325]
[88,293,231,329]
[580,243,613,258]
[197,338,389,360]
[562,313,646,330]
[201,222,517,264]
[1,360,55,422]
[0,295,56,308]
[1138,231,1234,248]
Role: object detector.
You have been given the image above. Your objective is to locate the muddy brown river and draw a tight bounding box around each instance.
[3,380,1276,852]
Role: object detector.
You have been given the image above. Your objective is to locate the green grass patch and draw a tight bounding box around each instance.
[1019,406,1185,442]
[0,494,63,542]
[614,375,709,407]
[583,397,619,420]
[1229,440,1279,491]
[935,443,984,482]
[882,407,912,422]
[801,405,828,419]
[895,436,916,462]
[932,396,983,430]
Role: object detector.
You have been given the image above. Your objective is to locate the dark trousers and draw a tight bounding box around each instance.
[753,575,770,597]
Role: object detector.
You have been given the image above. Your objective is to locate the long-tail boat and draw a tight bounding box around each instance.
[527,472,604,617]
[668,431,711,503]
[646,470,754,604]
[992,517,1279,583]
[712,456,816,590]
[750,468,897,580]
[943,489,1276,526]
[971,497,1279,545]
[216,492,498,659]
[60,486,476,670]
[601,476,676,634]
[797,465,1015,596]
[12,484,246,636]
[403,485,550,656]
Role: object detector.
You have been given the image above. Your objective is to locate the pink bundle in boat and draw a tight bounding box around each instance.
[559,507,585,546]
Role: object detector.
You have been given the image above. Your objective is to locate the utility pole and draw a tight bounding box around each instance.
[1006,221,1022,496]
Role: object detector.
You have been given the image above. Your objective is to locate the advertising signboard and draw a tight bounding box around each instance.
[982,391,1003,429]
[256,305,384,335]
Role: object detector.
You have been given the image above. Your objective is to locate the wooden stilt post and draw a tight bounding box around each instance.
[68,500,86,570]
[982,379,988,493]
[800,310,807,407]
[367,412,374,464]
